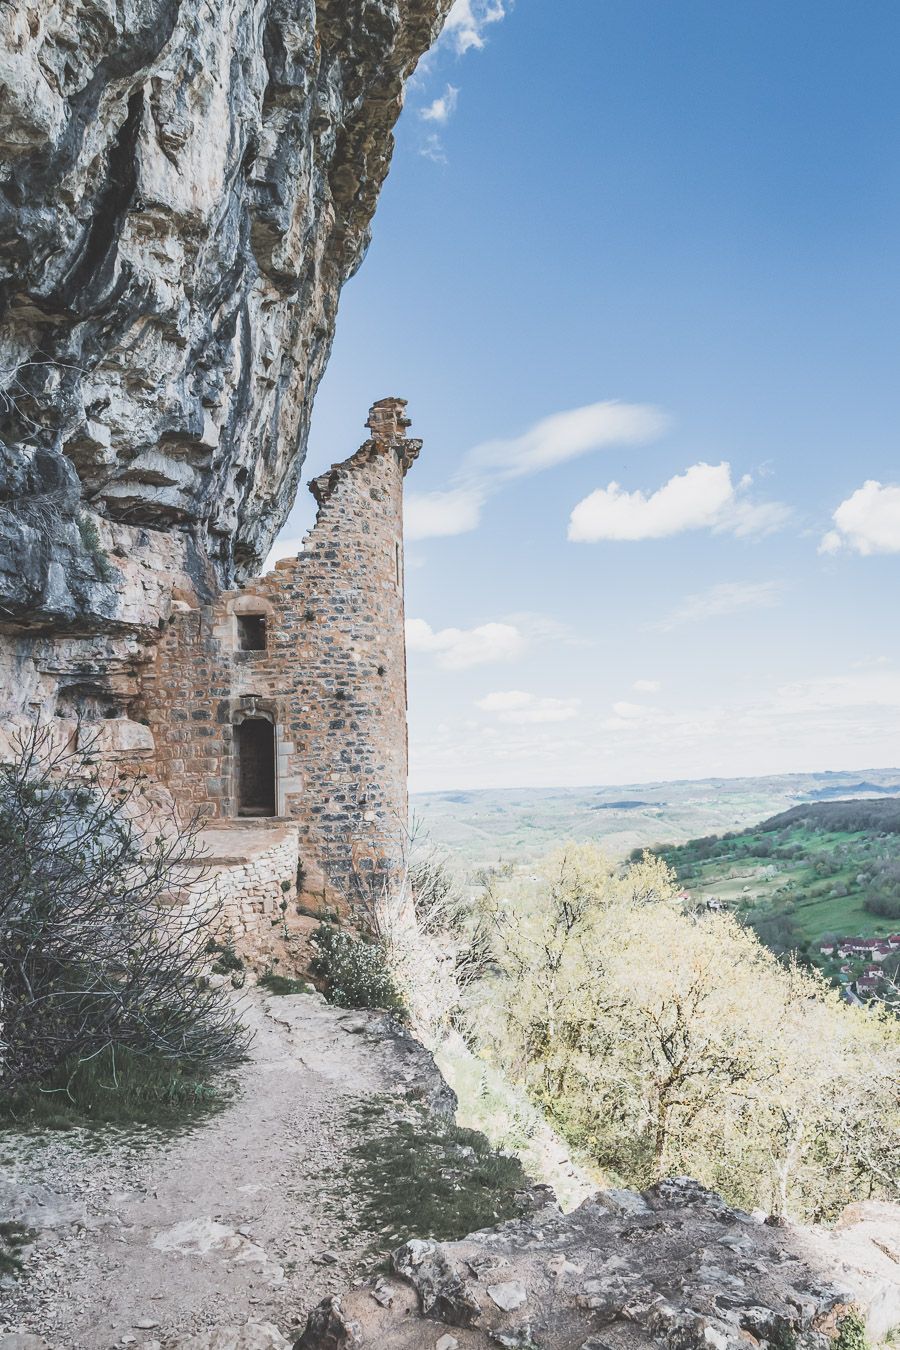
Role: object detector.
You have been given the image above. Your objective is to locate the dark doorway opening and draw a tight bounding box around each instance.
[236,718,276,816]
[237,614,267,651]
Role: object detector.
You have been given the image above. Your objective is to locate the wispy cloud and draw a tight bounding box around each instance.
[416,3,508,160]
[443,0,508,54]
[420,84,459,124]
[406,486,485,542]
[406,400,668,540]
[652,580,785,631]
[820,480,900,555]
[406,617,524,669]
[769,669,900,714]
[502,610,597,650]
[477,689,581,724]
[410,665,900,793]
[568,462,790,544]
[634,679,661,693]
[469,401,669,482]
[612,700,649,719]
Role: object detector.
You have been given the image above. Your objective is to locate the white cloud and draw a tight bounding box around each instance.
[653,580,784,631]
[443,0,507,54]
[420,84,459,123]
[611,700,649,719]
[634,679,661,693]
[718,496,793,538]
[568,462,789,544]
[406,618,524,669]
[819,480,900,555]
[477,689,581,724]
[469,400,669,480]
[405,486,485,540]
[419,132,448,164]
[408,400,667,540]
[503,610,598,649]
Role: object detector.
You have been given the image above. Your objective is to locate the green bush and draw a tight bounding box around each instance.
[207,940,243,975]
[0,724,247,1099]
[835,1311,871,1350]
[310,924,405,1013]
[77,513,115,580]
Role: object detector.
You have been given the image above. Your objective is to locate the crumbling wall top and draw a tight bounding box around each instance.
[310,397,421,507]
[366,397,411,443]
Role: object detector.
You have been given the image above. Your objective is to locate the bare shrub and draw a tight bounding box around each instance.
[0,724,248,1091]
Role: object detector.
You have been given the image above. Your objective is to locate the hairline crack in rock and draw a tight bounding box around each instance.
[0,398,421,965]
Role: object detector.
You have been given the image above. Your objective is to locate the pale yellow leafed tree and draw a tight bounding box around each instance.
[469,844,899,1221]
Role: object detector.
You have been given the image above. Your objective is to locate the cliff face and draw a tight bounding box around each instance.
[0,0,450,639]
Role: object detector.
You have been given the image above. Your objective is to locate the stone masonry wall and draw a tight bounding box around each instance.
[198,822,307,969]
[136,399,419,914]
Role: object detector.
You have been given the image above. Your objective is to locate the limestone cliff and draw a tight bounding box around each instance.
[0,0,450,643]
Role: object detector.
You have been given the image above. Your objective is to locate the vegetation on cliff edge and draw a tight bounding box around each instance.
[438,845,899,1222]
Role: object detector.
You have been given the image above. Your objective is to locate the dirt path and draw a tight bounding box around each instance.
[0,991,447,1349]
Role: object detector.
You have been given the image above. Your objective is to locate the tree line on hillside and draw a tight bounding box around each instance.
[760,798,900,834]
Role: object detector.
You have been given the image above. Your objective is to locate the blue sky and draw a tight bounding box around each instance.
[271,0,900,792]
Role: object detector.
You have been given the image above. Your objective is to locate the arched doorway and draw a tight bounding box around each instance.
[236,717,276,816]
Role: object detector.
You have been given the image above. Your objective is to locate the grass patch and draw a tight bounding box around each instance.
[0,1221,32,1278]
[76,512,115,581]
[335,1097,534,1254]
[0,1046,231,1133]
[258,973,312,996]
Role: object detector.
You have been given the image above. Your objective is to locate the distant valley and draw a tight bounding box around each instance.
[412,771,900,1006]
[655,797,900,1003]
[412,768,900,873]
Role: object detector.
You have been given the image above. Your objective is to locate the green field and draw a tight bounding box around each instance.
[654,800,900,981]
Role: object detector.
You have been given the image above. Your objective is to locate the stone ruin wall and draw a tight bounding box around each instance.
[134,399,418,936]
[203,822,303,969]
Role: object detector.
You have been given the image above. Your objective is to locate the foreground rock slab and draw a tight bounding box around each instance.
[297,1179,900,1350]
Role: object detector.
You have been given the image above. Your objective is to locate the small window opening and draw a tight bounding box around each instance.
[236,718,276,816]
[237,614,267,650]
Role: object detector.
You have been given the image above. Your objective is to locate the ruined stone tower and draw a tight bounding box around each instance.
[131,398,420,940]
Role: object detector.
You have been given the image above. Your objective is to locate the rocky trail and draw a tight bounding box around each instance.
[3,992,899,1350]
[0,991,451,1350]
